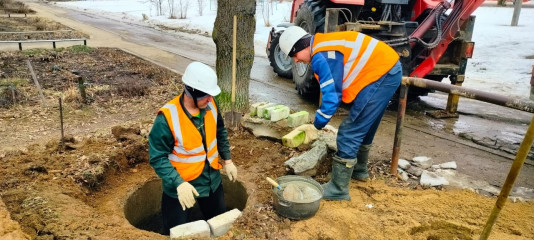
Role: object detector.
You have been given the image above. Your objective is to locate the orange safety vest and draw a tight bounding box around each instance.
[312,31,399,103]
[158,94,222,181]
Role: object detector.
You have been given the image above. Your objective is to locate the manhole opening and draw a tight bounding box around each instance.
[124,177,248,234]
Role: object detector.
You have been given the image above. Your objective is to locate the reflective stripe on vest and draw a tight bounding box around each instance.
[312,32,399,103]
[159,94,222,181]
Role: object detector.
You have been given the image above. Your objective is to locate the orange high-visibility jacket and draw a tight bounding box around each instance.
[158,94,222,181]
[311,31,399,103]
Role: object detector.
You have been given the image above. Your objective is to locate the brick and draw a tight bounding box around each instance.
[270,106,290,122]
[256,103,276,118]
[207,208,242,237]
[249,102,267,117]
[282,129,306,148]
[287,111,309,127]
[170,220,210,239]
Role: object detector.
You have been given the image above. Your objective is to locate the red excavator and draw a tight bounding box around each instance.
[267,0,484,100]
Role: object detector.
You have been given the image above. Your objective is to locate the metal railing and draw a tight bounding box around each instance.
[0,38,87,50]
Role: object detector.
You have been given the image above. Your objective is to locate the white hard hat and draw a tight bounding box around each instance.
[279,26,309,57]
[182,62,221,96]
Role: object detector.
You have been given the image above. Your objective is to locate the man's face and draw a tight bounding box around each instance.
[196,95,213,109]
[292,47,311,65]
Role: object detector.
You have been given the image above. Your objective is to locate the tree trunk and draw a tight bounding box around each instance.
[213,0,256,112]
[497,0,506,6]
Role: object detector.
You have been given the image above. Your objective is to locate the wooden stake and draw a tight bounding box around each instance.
[59,97,64,147]
[26,60,46,106]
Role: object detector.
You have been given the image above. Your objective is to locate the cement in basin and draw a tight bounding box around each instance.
[124,176,247,234]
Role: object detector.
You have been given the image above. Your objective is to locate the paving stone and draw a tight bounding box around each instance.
[282,129,306,148]
[288,111,309,127]
[170,220,210,239]
[207,209,242,237]
[406,166,424,177]
[264,105,284,119]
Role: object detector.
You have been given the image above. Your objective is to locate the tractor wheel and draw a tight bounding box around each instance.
[291,0,326,98]
[268,30,293,79]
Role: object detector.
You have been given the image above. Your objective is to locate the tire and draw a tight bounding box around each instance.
[291,0,326,98]
[268,31,293,79]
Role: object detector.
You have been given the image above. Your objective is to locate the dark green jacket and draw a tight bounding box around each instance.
[148,94,231,198]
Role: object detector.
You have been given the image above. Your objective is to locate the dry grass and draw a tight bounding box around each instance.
[0,0,35,14]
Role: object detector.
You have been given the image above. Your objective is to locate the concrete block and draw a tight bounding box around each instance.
[288,111,309,127]
[264,105,284,119]
[270,106,290,122]
[256,103,276,118]
[207,208,242,237]
[249,102,267,117]
[420,170,449,187]
[282,129,306,148]
[170,220,210,239]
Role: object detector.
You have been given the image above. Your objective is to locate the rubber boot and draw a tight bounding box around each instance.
[322,155,357,201]
[352,144,372,181]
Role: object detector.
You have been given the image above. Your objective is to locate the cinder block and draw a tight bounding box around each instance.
[249,102,267,117]
[170,220,210,239]
[282,129,306,148]
[288,111,309,127]
[207,208,242,237]
[257,103,276,118]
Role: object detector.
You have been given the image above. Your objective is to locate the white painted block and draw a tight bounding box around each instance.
[169,220,210,239]
[207,208,242,237]
[270,106,290,122]
[249,102,267,116]
[256,103,276,118]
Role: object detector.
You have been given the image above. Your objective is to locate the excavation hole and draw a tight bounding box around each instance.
[124,176,248,234]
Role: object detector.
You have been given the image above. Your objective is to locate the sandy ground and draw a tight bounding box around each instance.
[1,2,533,240]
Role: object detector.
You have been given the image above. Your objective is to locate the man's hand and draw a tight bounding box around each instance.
[295,124,319,143]
[176,182,199,211]
[224,160,238,182]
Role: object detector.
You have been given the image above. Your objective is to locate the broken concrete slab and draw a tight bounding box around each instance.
[288,111,309,127]
[412,156,433,169]
[406,166,424,177]
[285,141,328,176]
[398,159,411,170]
[440,161,457,169]
[420,170,449,187]
[242,115,289,141]
[207,208,242,237]
[170,220,210,239]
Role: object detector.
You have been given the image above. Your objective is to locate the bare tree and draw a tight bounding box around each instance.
[178,0,190,19]
[261,0,271,27]
[497,0,506,6]
[168,0,177,18]
[213,0,256,112]
[148,0,165,15]
[197,0,204,16]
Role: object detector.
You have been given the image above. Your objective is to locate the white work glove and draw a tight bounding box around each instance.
[224,160,238,182]
[176,182,199,211]
[295,124,319,144]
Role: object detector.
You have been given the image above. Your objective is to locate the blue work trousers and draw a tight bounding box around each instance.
[336,61,402,159]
